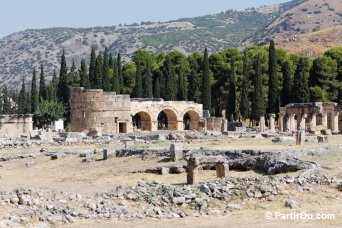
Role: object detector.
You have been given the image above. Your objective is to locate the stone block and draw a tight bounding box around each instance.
[103,148,115,160]
[235,127,246,132]
[170,143,184,162]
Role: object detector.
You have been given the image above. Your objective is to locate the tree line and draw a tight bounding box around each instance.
[5,41,341,127]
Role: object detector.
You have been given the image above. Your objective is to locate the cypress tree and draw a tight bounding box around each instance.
[112,59,120,93]
[154,76,161,98]
[18,78,26,114]
[39,64,47,101]
[0,89,2,115]
[281,61,292,106]
[143,59,153,98]
[293,57,310,103]
[117,53,123,93]
[240,51,250,120]
[94,52,103,89]
[57,50,69,105]
[267,40,278,114]
[251,53,266,121]
[164,56,177,100]
[80,59,90,89]
[134,61,143,98]
[201,48,211,111]
[25,91,31,114]
[108,52,113,69]
[177,66,187,101]
[48,69,58,101]
[227,60,236,122]
[2,86,11,114]
[31,69,39,113]
[102,47,110,91]
[89,46,96,89]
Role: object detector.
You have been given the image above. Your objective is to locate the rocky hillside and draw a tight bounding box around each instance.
[0,0,306,88]
[243,0,342,55]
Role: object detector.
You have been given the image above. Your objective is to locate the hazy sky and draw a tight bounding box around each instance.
[0,0,290,38]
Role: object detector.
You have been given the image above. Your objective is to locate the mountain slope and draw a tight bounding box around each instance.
[0,0,305,88]
[243,0,342,52]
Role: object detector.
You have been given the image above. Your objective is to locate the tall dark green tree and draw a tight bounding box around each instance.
[0,90,2,115]
[281,61,292,106]
[2,86,11,114]
[227,60,236,122]
[57,50,69,105]
[293,57,310,103]
[187,52,202,103]
[134,61,143,98]
[164,56,177,100]
[251,53,266,120]
[267,40,278,113]
[18,78,27,114]
[25,91,31,114]
[112,59,120,93]
[80,59,90,89]
[201,48,211,111]
[154,76,161,98]
[177,66,187,100]
[108,52,113,69]
[47,69,58,101]
[31,69,39,114]
[94,52,103,89]
[102,47,111,91]
[239,51,250,120]
[117,53,123,93]
[89,46,96,88]
[39,64,47,101]
[68,60,80,87]
[143,59,153,98]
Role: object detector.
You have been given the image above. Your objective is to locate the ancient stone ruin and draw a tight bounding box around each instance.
[70,87,204,134]
[0,114,33,137]
[278,102,340,134]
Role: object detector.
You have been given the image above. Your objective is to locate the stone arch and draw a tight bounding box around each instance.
[132,111,152,131]
[157,108,178,131]
[182,108,201,130]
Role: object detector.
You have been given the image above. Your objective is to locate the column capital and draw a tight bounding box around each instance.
[268,113,276,117]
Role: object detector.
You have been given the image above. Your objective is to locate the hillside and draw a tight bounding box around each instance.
[0,0,307,88]
[243,0,342,52]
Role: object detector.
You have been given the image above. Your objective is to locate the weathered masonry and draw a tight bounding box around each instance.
[277,102,341,133]
[0,114,33,137]
[70,87,203,134]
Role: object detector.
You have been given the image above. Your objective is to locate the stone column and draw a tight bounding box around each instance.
[177,121,184,131]
[285,115,290,132]
[221,119,228,132]
[170,143,183,162]
[187,165,199,185]
[288,114,295,133]
[321,113,328,129]
[278,113,284,132]
[151,121,158,131]
[259,116,266,132]
[216,163,229,178]
[310,113,317,127]
[299,114,307,130]
[269,113,276,132]
[331,111,340,133]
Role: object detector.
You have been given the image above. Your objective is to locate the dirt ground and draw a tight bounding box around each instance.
[0,135,341,227]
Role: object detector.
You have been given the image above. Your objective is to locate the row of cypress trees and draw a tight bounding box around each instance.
[12,40,325,125]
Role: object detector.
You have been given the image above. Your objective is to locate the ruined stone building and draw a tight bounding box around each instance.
[277,102,341,133]
[0,114,33,137]
[70,87,204,134]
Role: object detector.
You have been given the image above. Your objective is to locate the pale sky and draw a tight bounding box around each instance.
[0,0,290,38]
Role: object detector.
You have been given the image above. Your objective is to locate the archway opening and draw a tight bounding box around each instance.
[183,110,200,130]
[158,109,178,131]
[132,111,152,131]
